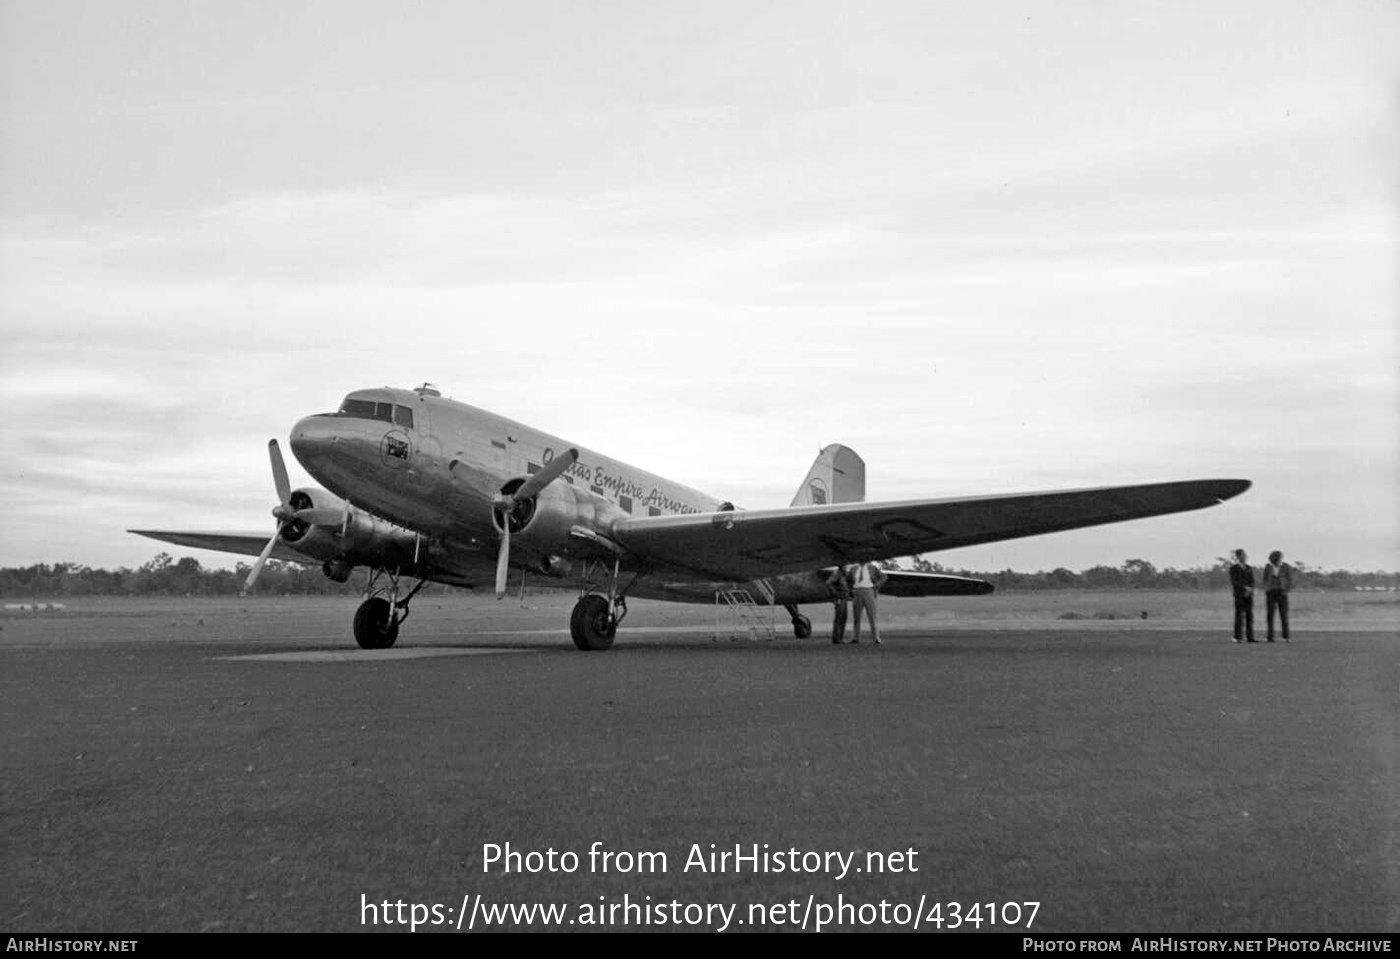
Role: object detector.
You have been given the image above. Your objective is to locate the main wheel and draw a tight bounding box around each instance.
[792,614,812,639]
[353,597,399,649]
[570,594,616,651]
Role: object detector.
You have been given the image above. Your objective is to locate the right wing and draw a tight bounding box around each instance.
[610,479,1251,582]
[128,530,310,564]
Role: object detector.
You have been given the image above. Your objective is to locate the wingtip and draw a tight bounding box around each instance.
[1214,479,1252,502]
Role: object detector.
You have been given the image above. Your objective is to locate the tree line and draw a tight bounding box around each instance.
[886,556,1398,592]
[1,553,1396,597]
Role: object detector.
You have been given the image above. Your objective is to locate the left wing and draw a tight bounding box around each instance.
[609,479,1250,582]
[128,530,311,564]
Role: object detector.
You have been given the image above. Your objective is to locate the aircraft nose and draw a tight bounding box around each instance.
[289,414,338,468]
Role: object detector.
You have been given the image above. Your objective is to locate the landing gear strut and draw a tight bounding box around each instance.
[352,567,426,650]
[785,604,813,640]
[569,559,635,651]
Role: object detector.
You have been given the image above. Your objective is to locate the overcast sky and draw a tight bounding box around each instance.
[2,1,1396,574]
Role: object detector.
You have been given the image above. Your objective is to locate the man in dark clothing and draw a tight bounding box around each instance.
[1262,549,1293,642]
[824,566,852,644]
[1229,548,1256,642]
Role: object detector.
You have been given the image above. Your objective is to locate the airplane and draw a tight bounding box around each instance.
[131,384,1251,651]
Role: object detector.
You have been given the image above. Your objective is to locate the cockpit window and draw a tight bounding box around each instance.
[394,405,414,429]
[338,398,378,418]
[336,397,398,423]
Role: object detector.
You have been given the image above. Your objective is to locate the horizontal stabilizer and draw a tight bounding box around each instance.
[880,570,994,597]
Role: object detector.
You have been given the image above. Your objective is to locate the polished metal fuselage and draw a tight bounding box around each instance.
[289,388,829,604]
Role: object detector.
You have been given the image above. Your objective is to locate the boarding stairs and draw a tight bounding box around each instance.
[712,580,777,642]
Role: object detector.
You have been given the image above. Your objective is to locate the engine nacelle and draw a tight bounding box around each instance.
[493,478,628,576]
[277,487,419,572]
[337,507,419,568]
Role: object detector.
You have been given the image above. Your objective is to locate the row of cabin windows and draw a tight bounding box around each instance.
[582,481,663,512]
[587,490,660,516]
[337,398,415,429]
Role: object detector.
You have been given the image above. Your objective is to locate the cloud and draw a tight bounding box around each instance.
[2,2,1395,571]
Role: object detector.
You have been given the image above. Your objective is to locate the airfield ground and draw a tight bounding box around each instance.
[2,590,1396,933]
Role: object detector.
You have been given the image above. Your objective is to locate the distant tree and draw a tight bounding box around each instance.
[170,556,204,595]
[1082,564,1125,589]
[1122,558,1157,588]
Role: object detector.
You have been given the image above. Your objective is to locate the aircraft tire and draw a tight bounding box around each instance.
[353,597,399,650]
[792,614,812,640]
[570,594,616,651]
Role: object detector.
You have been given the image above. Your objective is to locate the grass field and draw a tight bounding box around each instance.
[2,591,1396,933]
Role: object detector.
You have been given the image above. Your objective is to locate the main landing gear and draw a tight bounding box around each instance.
[353,567,426,650]
[569,559,635,651]
[570,593,620,651]
[785,604,813,639]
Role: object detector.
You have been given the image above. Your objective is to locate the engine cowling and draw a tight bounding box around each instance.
[491,478,627,577]
[277,487,419,572]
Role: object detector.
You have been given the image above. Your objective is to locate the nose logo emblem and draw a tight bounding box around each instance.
[380,430,411,468]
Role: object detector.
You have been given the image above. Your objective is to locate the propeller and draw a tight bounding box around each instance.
[243,440,345,592]
[244,440,292,593]
[493,448,578,598]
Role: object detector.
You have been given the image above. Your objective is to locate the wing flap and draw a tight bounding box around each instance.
[609,479,1250,581]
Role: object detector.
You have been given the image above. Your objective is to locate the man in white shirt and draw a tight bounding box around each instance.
[847,561,889,644]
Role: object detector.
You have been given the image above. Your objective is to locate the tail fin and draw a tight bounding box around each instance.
[790,444,865,506]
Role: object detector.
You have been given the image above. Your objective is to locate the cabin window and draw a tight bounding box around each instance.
[394,405,414,429]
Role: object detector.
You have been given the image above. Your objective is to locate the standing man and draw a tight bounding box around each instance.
[824,565,852,644]
[848,560,889,645]
[1262,550,1293,642]
[1229,548,1256,643]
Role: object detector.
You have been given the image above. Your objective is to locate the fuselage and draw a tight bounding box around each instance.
[289,386,824,603]
[290,385,721,534]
